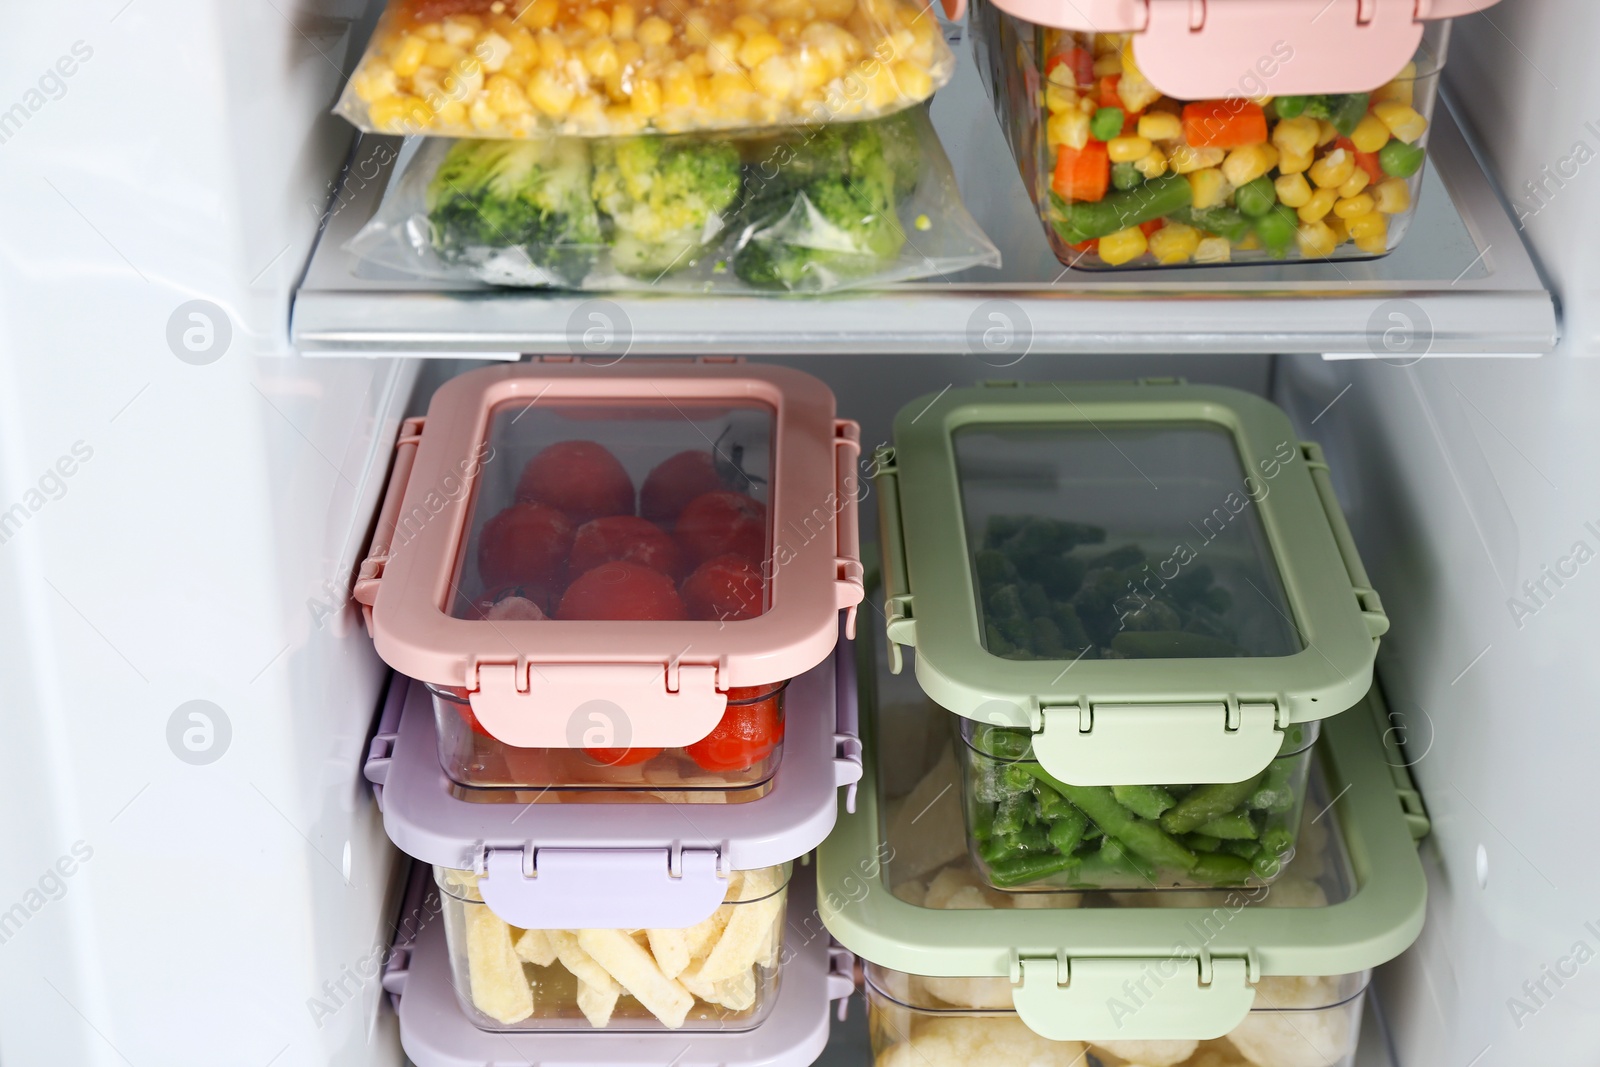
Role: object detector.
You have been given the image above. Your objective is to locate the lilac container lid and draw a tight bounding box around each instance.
[384,862,855,1067]
[365,615,861,930]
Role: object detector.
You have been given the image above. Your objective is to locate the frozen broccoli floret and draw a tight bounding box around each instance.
[732,117,908,290]
[427,138,601,283]
[1028,554,1087,600]
[973,549,1017,588]
[591,135,741,278]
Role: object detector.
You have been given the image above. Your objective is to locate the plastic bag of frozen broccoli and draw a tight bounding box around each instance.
[344,105,1000,293]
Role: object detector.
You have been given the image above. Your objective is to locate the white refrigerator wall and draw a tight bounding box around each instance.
[0,4,414,1065]
[1273,4,1600,1061]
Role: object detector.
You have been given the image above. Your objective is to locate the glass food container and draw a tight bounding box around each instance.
[968,0,1487,268]
[816,592,1429,1061]
[875,382,1388,869]
[356,361,862,800]
[435,862,792,1032]
[957,717,1320,891]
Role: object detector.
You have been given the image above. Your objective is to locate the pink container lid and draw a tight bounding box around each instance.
[356,360,864,752]
[964,0,1503,96]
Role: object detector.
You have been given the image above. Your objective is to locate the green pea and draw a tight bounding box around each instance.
[1091,107,1125,142]
[1379,139,1426,179]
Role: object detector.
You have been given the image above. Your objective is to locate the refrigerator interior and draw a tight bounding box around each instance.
[0,1,1595,1065]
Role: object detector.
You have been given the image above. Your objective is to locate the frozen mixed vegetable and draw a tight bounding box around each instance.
[444,865,788,1028]
[1039,31,1430,265]
[961,722,1313,890]
[337,0,954,139]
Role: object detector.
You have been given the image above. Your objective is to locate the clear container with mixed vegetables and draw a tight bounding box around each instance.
[972,0,1447,268]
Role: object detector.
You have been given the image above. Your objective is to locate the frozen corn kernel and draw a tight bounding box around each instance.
[1350,113,1392,153]
[1194,235,1233,263]
[526,0,559,29]
[1134,146,1168,179]
[1137,111,1182,142]
[1309,149,1356,189]
[1278,145,1313,175]
[1297,187,1337,223]
[1326,214,1350,246]
[528,69,576,116]
[485,73,529,114]
[1169,144,1226,174]
[353,62,400,102]
[1372,64,1416,107]
[1374,178,1411,214]
[1222,143,1279,186]
[1235,231,1262,251]
[1347,210,1387,241]
[637,15,673,46]
[1098,225,1148,266]
[1108,135,1153,163]
[1317,120,1339,146]
[1338,169,1371,199]
[1297,220,1339,258]
[1187,167,1233,210]
[1374,102,1428,144]
[1048,107,1092,150]
[1334,192,1376,219]
[739,32,781,69]
[583,37,619,78]
[1092,53,1122,77]
[1149,222,1201,264]
[1274,172,1312,208]
[1272,116,1321,157]
[391,34,429,77]
[1046,84,1077,113]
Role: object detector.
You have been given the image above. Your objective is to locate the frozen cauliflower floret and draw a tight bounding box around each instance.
[1010,890,1083,909]
[892,877,929,906]
[877,1016,1087,1067]
[923,865,1008,910]
[1228,976,1355,1067]
[1259,876,1329,909]
[913,973,1016,1011]
[1188,1038,1254,1067]
[1094,1039,1200,1066]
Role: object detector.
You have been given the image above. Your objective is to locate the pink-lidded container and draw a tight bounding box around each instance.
[356,359,864,799]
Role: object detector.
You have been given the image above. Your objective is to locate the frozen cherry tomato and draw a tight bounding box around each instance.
[516,441,634,525]
[434,685,492,738]
[685,689,783,772]
[640,451,726,526]
[570,515,686,580]
[682,554,765,621]
[584,746,663,767]
[476,502,573,594]
[676,491,766,567]
[557,561,688,621]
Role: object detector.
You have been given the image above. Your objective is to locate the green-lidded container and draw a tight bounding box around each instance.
[874,381,1388,890]
[817,600,1428,1060]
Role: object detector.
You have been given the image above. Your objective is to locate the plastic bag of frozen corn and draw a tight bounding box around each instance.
[435,863,791,1030]
[344,104,1000,292]
[336,0,956,138]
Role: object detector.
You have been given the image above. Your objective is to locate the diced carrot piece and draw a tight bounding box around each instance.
[1046,46,1095,88]
[1139,217,1165,236]
[1098,74,1123,110]
[1069,237,1099,253]
[1181,100,1269,148]
[1052,140,1111,202]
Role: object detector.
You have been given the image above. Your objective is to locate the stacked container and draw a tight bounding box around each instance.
[873,380,1388,892]
[966,0,1504,267]
[817,570,1430,1066]
[356,360,864,1062]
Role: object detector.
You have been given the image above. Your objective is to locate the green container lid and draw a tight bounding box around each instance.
[877,380,1388,786]
[816,608,1427,1043]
